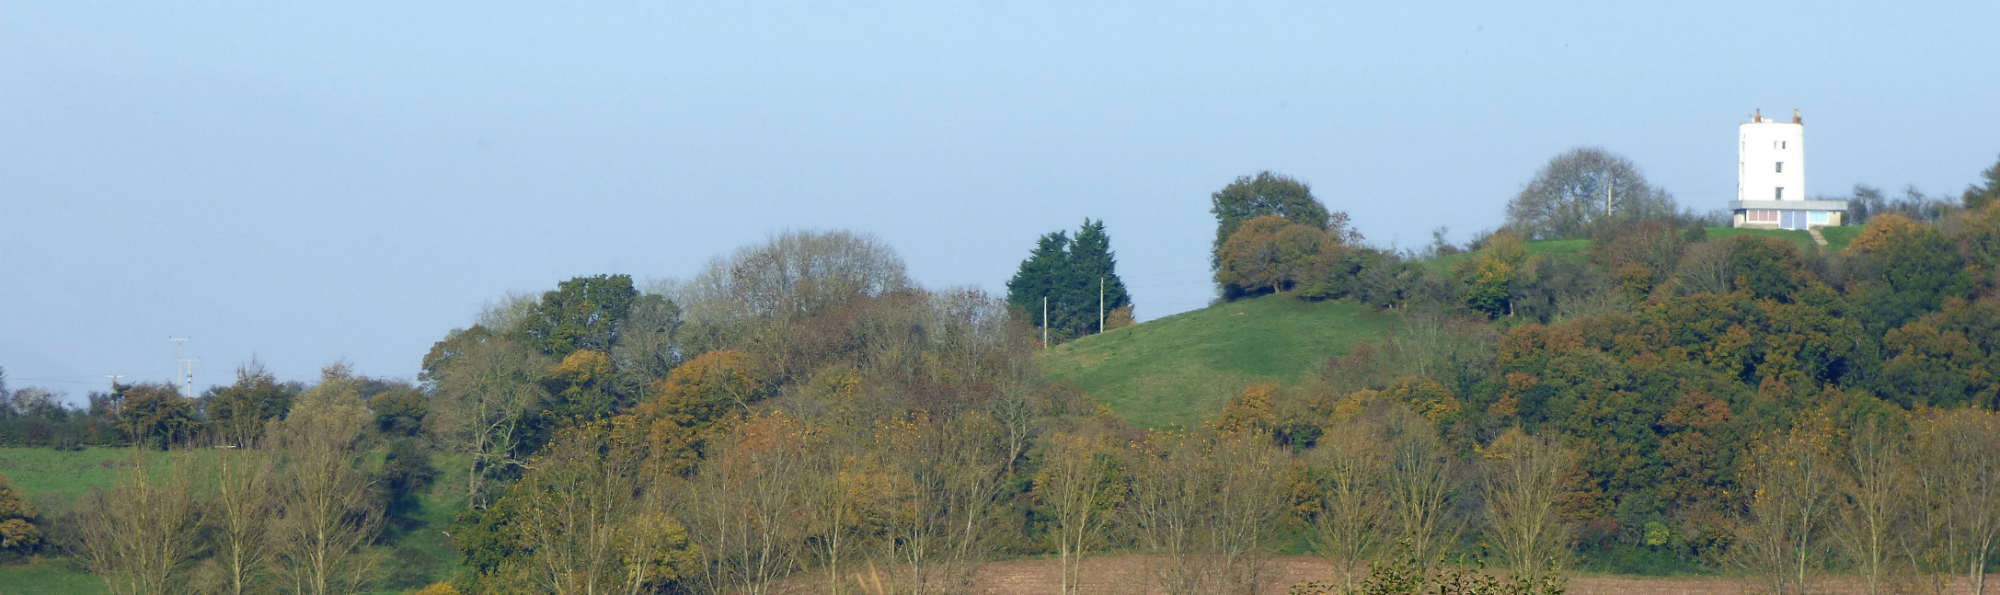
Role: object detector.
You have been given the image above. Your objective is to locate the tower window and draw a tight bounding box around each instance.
[1776,187,1785,200]
[1776,162,1783,173]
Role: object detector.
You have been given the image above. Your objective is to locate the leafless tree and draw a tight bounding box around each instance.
[1383,406,1457,564]
[876,414,1011,593]
[1034,431,1126,595]
[77,453,204,595]
[210,445,277,595]
[1673,240,1735,296]
[1908,408,2000,595]
[422,328,549,506]
[1480,428,1578,582]
[1307,417,1388,591]
[1734,420,1840,595]
[676,412,815,595]
[1126,430,1286,594]
[1833,418,1909,595]
[269,367,382,595]
[512,425,694,595]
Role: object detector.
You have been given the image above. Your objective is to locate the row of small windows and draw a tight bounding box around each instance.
[1737,140,1793,150]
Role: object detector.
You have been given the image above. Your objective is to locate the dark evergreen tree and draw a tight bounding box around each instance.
[1006,220,1133,343]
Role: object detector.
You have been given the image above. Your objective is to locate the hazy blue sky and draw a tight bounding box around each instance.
[4,1,1996,400]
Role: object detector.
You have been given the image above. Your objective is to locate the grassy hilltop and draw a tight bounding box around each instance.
[1039,294,1399,428]
[1042,226,1855,430]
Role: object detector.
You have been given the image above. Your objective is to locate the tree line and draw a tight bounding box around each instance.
[3,150,1999,593]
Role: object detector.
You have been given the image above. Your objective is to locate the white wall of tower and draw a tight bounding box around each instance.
[1737,116,1806,202]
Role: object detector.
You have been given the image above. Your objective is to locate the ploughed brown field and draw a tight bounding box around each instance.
[776,555,2000,595]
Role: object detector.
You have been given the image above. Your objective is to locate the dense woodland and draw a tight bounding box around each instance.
[2,151,2000,594]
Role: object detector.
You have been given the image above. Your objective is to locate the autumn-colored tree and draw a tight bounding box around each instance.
[1907,407,2000,595]
[1878,297,2000,409]
[1125,430,1287,594]
[1209,171,1352,272]
[1214,383,1279,438]
[508,423,696,595]
[799,421,896,595]
[1034,430,1128,595]
[1734,413,1841,595]
[1590,220,1691,294]
[678,410,815,594]
[0,472,41,555]
[1461,232,1530,318]
[1479,428,1578,582]
[77,455,204,595]
[619,348,762,477]
[1846,213,1972,328]
[540,348,618,425]
[874,413,1011,593]
[1215,215,1345,298]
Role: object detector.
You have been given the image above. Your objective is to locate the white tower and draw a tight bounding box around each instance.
[1738,108,1805,203]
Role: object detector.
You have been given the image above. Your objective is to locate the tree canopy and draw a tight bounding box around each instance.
[1964,153,2000,210]
[1209,172,1353,270]
[1006,219,1132,343]
[1506,147,1677,240]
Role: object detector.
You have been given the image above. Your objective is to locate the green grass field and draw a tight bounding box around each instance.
[1039,295,1399,428]
[0,447,469,594]
[1703,226,1818,252]
[1819,225,1860,252]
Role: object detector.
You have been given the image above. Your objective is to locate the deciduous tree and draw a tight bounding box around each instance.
[1908,407,2000,595]
[1480,428,1578,582]
[1209,171,1349,271]
[1034,430,1127,595]
[270,366,382,594]
[1962,153,2000,210]
[1734,414,1840,595]
[77,455,204,595]
[0,472,40,555]
[203,361,296,447]
[1505,147,1677,240]
[1383,406,1456,564]
[422,326,549,505]
[1306,417,1388,592]
[510,423,695,595]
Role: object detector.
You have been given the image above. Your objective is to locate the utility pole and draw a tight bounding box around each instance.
[170,337,194,397]
[103,374,124,393]
[1099,276,1105,334]
[1041,296,1048,349]
[1605,175,1615,217]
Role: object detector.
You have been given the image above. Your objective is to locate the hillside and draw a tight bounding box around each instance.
[1039,295,1399,428]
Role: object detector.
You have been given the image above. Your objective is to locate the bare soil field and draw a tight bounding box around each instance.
[783,555,2000,594]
